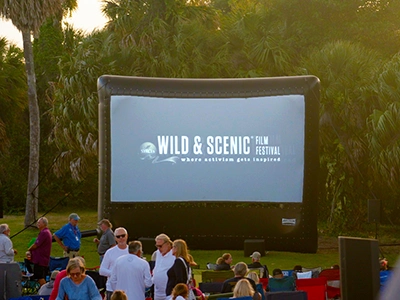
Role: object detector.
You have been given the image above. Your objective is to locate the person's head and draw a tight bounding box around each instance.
[331,264,340,270]
[233,278,255,298]
[172,283,189,300]
[247,271,260,284]
[50,270,60,281]
[129,240,142,257]
[380,259,388,271]
[37,217,48,230]
[293,265,302,272]
[114,227,128,248]
[155,233,173,256]
[0,224,10,236]
[172,239,193,263]
[217,253,232,265]
[97,219,112,232]
[272,268,283,278]
[68,213,80,226]
[234,262,248,277]
[250,251,261,262]
[66,257,86,283]
[110,290,128,300]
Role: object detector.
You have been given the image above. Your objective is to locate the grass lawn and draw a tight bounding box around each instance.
[5,210,400,284]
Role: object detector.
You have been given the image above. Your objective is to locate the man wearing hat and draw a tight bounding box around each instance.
[247,251,269,278]
[53,213,82,258]
[94,219,116,263]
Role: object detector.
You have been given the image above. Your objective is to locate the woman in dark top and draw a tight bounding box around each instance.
[216,253,232,271]
[166,239,196,297]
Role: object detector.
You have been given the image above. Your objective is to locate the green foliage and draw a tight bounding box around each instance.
[3,0,400,229]
[0,38,30,213]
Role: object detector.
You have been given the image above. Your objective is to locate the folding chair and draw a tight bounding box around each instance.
[259,278,269,290]
[48,256,69,272]
[319,268,340,299]
[296,277,327,300]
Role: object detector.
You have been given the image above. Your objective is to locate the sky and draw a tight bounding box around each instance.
[0,0,108,48]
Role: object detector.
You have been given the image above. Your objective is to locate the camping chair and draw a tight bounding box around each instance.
[302,266,322,278]
[296,271,312,279]
[49,256,69,273]
[319,268,340,299]
[259,278,269,290]
[296,277,327,300]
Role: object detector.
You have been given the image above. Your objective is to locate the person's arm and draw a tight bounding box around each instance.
[99,252,112,277]
[144,261,153,287]
[4,239,15,256]
[53,234,68,252]
[106,233,116,247]
[221,280,230,293]
[86,276,102,300]
[110,261,118,290]
[50,270,66,300]
[55,278,66,300]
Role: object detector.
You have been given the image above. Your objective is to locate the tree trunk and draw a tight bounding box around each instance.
[22,30,40,227]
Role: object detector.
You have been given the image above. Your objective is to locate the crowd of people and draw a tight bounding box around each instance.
[0,214,347,300]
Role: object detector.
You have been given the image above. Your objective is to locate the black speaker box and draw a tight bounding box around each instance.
[368,199,381,223]
[0,263,22,300]
[339,236,380,300]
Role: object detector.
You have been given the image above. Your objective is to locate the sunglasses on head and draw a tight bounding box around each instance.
[115,234,126,239]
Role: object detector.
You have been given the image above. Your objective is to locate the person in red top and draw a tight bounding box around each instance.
[28,217,52,286]
[49,270,67,300]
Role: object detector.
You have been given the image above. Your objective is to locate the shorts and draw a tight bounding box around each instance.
[33,264,49,280]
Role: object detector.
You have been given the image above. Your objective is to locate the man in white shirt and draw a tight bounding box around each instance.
[110,241,152,300]
[100,227,129,300]
[152,233,175,300]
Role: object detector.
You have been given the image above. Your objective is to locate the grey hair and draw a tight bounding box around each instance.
[39,217,48,226]
[234,262,249,277]
[155,233,173,246]
[0,224,9,234]
[114,227,128,236]
[128,241,142,254]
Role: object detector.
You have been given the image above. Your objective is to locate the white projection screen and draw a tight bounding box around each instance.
[98,75,320,253]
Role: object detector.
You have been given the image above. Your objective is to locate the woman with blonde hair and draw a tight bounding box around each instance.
[56,257,101,300]
[247,272,266,300]
[233,278,261,300]
[166,239,196,297]
[110,290,128,300]
[171,283,189,300]
[216,253,232,270]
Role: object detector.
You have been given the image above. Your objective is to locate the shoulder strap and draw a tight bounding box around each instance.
[178,257,191,284]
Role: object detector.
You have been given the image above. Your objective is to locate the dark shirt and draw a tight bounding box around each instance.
[247,262,269,278]
[221,277,257,293]
[267,277,295,292]
[216,262,231,271]
[166,257,189,296]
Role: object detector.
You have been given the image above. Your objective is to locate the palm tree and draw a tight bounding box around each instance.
[0,0,63,227]
[299,41,381,229]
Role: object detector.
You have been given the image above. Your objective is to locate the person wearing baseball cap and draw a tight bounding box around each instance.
[247,251,269,278]
[53,213,82,258]
[94,219,116,263]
